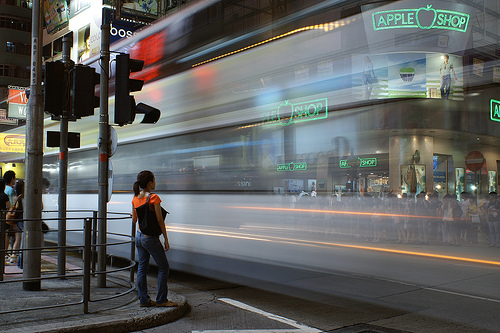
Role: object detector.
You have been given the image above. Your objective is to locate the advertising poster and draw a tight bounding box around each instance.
[78,24,91,63]
[43,0,69,34]
[455,168,465,195]
[352,53,463,100]
[426,53,463,99]
[489,171,497,193]
[122,0,158,15]
[401,164,426,194]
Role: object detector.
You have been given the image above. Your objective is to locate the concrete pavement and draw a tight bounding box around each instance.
[1,252,189,333]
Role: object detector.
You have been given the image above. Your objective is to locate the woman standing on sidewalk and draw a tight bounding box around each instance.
[131,170,177,308]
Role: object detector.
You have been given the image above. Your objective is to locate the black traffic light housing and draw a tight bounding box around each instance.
[71,65,100,119]
[114,53,160,126]
[44,61,67,118]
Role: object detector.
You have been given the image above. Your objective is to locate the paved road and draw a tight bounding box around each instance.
[139,265,498,333]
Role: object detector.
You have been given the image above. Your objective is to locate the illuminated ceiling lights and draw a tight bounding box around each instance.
[192,18,355,68]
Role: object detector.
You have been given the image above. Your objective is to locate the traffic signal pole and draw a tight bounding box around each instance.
[97,19,110,288]
[23,0,43,291]
[57,36,72,278]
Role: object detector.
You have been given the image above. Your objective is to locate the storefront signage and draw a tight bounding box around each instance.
[491,99,500,122]
[0,133,25,153]
[264,98,328,126]
[372,5,469,33]
[277,162,307,172]
[7,86,28,119]
[340,157,378,168]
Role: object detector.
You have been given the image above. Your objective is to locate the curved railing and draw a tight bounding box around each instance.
[0,210,137,314]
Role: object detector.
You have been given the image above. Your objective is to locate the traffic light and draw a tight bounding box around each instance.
[114,53,161,126]
[44,61,67,118]
[71,65,100,119]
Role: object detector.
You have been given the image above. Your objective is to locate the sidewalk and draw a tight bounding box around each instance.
[1,252,189,333]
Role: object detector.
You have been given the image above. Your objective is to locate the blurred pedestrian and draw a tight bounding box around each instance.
[487,192,500,247]
[131,170,177,307]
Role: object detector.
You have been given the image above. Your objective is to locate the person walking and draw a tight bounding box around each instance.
[131,170,177,307]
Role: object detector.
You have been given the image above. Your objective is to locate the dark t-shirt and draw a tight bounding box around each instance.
[488,200,500,222]
[0,192,9,211]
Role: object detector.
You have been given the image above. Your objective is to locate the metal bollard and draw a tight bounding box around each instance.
[0,211,5,282]
[91,211,98,276]
[130,219,136,283]
[83,218,92,314]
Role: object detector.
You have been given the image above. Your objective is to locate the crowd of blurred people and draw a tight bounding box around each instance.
[283,190,500,247]
[3,170,49,268]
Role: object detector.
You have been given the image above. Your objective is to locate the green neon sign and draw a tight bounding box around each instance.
[372,5,469,33]
[491,99,500,122]
[340,158,378,168]
[277,162,307,172]
[263,98,328,126]
[340,160,351,168]
[359,157,377,167]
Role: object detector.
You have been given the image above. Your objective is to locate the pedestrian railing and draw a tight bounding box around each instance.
[0,210,137,315]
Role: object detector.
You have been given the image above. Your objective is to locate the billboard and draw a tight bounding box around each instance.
[43,0,69,34]
[352,53,463,100]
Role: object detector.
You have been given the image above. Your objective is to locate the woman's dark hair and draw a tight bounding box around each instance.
[133,170,154,196]
[84,25,90,41]
[15,179,25,197]
[0,179,5,192]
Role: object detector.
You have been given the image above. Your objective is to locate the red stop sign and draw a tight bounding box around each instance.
[465,151,485,172]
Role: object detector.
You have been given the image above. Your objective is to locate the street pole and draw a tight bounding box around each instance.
[57,36,71,278]
[97,16,110,288]
[23,0,43,291]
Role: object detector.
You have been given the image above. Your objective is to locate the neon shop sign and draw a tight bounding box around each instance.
[340,157,378,169]
[491,99,500,122]
[277,162,307,172]
[372,5,469,33]
[263,98,328,126]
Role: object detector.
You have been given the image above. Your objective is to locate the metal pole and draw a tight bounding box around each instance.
[97,17,110,288]
[83,218,92,314]
[23,0,43,291]
[57,36,72,278]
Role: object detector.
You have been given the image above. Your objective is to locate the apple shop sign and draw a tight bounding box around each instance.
[372,5,469,33]
[491,99,500,123]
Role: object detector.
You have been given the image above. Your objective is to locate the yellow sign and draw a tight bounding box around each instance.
[0,134,25,153]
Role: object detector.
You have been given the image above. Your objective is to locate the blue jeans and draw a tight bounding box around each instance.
[440,75,451,99]
[135,231,170,305]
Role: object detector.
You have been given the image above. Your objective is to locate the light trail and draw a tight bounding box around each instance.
[226,205,446,220]
[168,224,500,267]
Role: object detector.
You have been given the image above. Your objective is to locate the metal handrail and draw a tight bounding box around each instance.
[0,210,137,315]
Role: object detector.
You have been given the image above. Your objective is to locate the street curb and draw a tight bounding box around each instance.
[5,295,190,333]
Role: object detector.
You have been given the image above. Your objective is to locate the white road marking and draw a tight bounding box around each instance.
[191,298,322,333]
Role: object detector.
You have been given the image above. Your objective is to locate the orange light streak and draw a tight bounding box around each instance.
[227,206,445,220]
[168,224,500,267]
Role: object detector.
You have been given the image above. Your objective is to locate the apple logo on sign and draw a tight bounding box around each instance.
[416,5,437,29]
[278,100,294,126]
[400,67,415,82]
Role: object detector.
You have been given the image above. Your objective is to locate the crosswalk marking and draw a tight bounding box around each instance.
[191,298,321,333]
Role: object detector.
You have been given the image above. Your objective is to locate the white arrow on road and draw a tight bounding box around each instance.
[192,298,322,333]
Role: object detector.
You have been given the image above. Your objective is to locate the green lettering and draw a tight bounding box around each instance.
[407,12,414,24]
[386,14,394,25]
[378,15,387,27]
[495,105,500,118]
[437,13,443,26]
[395,13,402,24]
